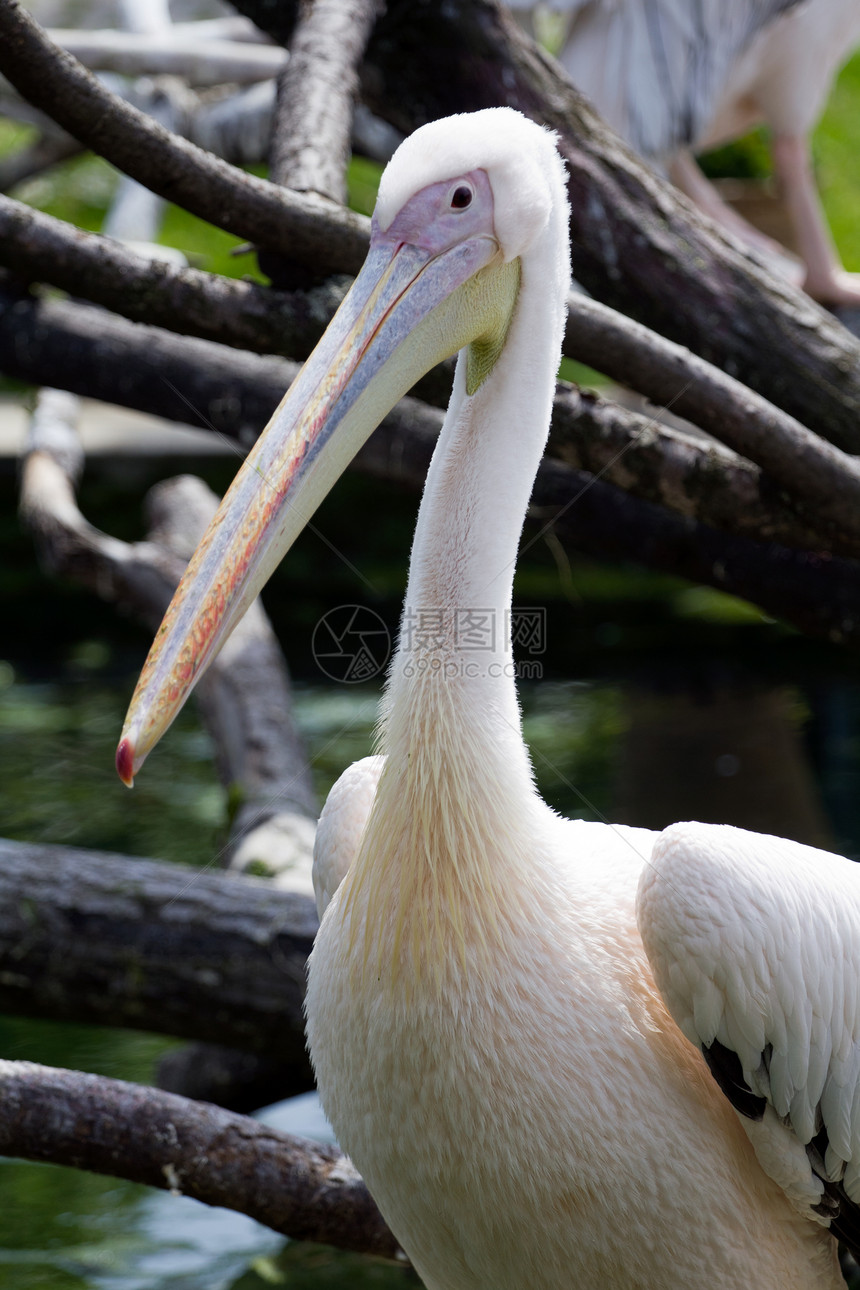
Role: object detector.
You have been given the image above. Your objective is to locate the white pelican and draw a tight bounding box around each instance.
[519,0,860,304]
[118,108,860,1286]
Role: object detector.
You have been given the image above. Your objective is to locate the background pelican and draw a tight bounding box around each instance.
[515,0,860,303]
[119,108,860,1286]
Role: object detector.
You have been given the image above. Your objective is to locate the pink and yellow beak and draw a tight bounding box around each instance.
[117,205,514,785]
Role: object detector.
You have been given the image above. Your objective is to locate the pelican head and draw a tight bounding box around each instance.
[117,108,564,784]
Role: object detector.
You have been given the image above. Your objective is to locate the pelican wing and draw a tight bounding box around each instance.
[637,820,860,1251]
[313,755,385,918]
[557,0,804,156]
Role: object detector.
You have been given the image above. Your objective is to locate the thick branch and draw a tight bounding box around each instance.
[0,193,341,359]
[160,16,274,43]
[0,280,299,436]
[5,279,855,547]
[0,0,369,274]
[563,292,860,533]
[270,0,380,199]
[359,406,860,647]
[7,0,860,456]
[535,459,860,645]
[548,384,853,555]
[0,838,315,1067]
[0,1061,400,1259]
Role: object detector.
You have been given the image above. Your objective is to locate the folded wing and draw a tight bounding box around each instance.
[637,820,860,1253]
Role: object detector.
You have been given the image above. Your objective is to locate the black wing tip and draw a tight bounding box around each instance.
[702,1044,860,1263]
[701,1040,766,1122]
[808,1127,860,1265]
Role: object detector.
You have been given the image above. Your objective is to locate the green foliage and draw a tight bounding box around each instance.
[159,199,269,280]
[698,48,860,270]
[347,154,384,217]
[558,355,605,387]
[16,151,118,232]
[698,128,772,180]
[0,117,35,154]
[813,48,860,270]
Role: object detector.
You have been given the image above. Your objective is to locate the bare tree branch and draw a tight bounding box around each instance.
[164,16,275,43]
[537,459,860,644]
[7,275,858,551]
[0,278,299,436]
[0,1060,401,1260]
[270,0,380,200]
[20,385,318,876]
[0,193,341,358]
[5,194,857,540]
[8,280,860,635]
[563,292,860,539]
[548,384,857,556]
[0,0,369,274]
[0,76,397,177]
[46,29,286,86]
[0,838,315,1068]
[356,405,860,645]
[6,0,860,459]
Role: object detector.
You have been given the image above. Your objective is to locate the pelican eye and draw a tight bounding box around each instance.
[450,184,473,210]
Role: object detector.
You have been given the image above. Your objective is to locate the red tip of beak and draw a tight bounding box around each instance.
[116,737,135,788]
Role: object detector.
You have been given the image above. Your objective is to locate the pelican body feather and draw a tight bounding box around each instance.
[120,108,856,1286]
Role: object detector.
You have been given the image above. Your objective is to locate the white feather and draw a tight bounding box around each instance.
[638,820,860,1217]
[312,754,385,918]
[306,110,846,1286]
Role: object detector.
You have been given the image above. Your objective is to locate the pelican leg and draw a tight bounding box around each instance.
[772,132,860,307]
[669,149,798,268]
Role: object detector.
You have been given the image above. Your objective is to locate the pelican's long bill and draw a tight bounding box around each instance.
[117,204,518,785]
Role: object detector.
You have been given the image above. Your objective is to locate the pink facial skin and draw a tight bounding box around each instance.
[375,169,496,259]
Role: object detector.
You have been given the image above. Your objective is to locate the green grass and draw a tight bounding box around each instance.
[812,47,860,270]
[698,128,772,180]
[0,117,36,153]
[698,47,860,271]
